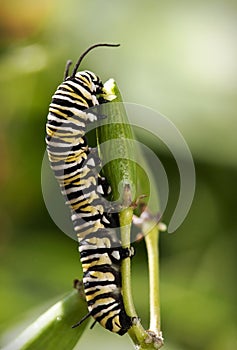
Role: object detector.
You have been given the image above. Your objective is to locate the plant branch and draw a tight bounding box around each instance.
[98,80,164,349]
[120,206,137,317]
[144,225,162,336]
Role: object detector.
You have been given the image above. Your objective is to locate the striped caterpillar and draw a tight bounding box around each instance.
[46,43,134,335]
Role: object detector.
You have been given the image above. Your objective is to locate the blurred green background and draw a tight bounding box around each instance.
[0,0,236,349]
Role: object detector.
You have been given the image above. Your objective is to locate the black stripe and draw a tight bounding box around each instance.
[52,96,87,110]
[81,256,100,265]
[85,287,101,296]
[47,119,86,132]
[79,247,117,259]
[90,301,120,318]
[79,230,118,245]
[84,279,118,289]
[84,265,120,281]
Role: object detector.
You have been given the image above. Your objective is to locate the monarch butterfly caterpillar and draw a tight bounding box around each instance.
[46,43,135,335]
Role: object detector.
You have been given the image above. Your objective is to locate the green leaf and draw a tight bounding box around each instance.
[3,289,89,350]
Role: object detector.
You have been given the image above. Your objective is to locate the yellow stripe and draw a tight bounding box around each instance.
[82,256,112,272]
[46,126,55,137]
[72,201,92,211]
[60,83,73,92]
[63,172,85,185]
[47,128,81,138]
[54,90,88,105]
[66,80,92,100]
[65,176,96,186]
[64,167,90,181]
[49,107,68,118]
[89,272,115,281]
[79,75,93,90]
[79,205,104,215]
[85,286,112,301]
[100,313,121,332]
[76,221,104,238]
[61,136,86,143]
[65,152,87,163]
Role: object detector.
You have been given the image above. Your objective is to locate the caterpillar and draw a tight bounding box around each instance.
[45,43,134,335]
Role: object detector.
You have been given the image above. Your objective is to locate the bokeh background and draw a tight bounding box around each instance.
[0,1,236,349]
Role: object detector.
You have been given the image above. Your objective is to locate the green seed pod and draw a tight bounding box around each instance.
[97,79,137,205]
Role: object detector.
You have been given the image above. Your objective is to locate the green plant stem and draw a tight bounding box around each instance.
[119,207,164,349]
[120,206,148,347]
[120,206,137,319]
[144,225,161,335]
